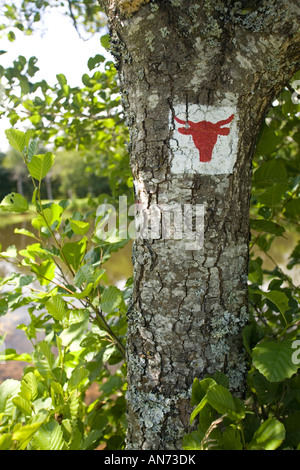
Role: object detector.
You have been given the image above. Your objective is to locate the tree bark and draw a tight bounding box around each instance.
[101,0,300,450]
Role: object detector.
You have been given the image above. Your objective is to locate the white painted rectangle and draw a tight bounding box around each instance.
[170,103,239,175]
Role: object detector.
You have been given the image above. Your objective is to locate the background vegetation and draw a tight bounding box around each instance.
[0,0,299,450]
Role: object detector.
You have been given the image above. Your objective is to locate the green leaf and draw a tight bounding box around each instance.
[62,238,87,270]
[69,389,80,419]
[27,152,55,181]
[88,54,105,71]
[182,431,203,450]
[253,340,299,382]
[39,340,55,370]
[43,203,63,228]
[100,375,122,394]
[14,227,39,240]
[255,125,282,156]
[108,348,124,365]
[33,341,55,378]
[5,128,27,153]
[242,323,262,357]
[12,395,32,416]
[0,192,28,213]
[248,258,263,285]
[27,138,38,161]
[30,259,56,285]
[0,434,12,450]
[31,205,63,232]
[206,384,245,421]
[68,366,90,390]
[257,184,288,207]
[20,372,38,401]
[222,426,243,450]
[191,377,206,407]
[253,159,288,187]
[27,56,39,77]
[67,283,94,299]
[207,371,229,389]
[56,73,67,86]
[284,410,300,447]
[19,242,48,261]
[46,295,67,321]
[0,245,17,259]
[252,371,279,405]
[73,264,95,287]
[13,411,48,450]
[8,30,16,41]
[250,219,285,236]
[100,34,110,50]
[0,379,20,415]
[82,73,92,87]
[19,75,30,94]
[70,219,90,235]
[101,286,123,313]
[248,418,285,450]
[285,198,300,219]
[190,378,216,424]
[254,289,290,318]
[0,349,31,363]
[59,315,89,349]
[82,429,103,450]
[30,420,65,450]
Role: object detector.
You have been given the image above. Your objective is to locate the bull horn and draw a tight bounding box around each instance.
[217,114,234,127]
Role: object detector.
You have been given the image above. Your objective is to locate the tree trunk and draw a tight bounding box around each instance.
[45,174,53,201]
[101,0,300,450]
[16,174,24,197]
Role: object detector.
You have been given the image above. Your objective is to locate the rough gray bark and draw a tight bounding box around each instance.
[101,0,300,450]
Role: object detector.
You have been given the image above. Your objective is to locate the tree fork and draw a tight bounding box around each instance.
[101,0,300,450]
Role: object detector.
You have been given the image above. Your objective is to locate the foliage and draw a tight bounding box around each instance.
[0,0,106,40]
[183,74,300,450]
[0,129,131,450]
[0,2,134,450]
[0,51,131,197]
[0,6,131,201]
[0,0,299,451]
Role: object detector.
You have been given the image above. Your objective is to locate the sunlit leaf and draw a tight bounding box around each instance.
[30,259,56,285]
[46,295,67,321]
[248,418,285,450]
[30,420,65,450]
[206,384,245,421]
[0,192,28,213]
[62,238,87,270]
[253,340,299,382]
[27,152,55,181]
[5,128,27,153]
[70,219,90,235]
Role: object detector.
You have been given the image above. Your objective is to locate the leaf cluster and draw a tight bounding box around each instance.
[0,41,132,200]
[0,129,131,450]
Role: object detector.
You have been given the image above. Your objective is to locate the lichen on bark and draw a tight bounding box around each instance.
[101,0,300,450]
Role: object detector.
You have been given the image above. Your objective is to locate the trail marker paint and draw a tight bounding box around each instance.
[170,104,239,175]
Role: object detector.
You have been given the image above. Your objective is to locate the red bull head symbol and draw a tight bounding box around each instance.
[174,114,234,163]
